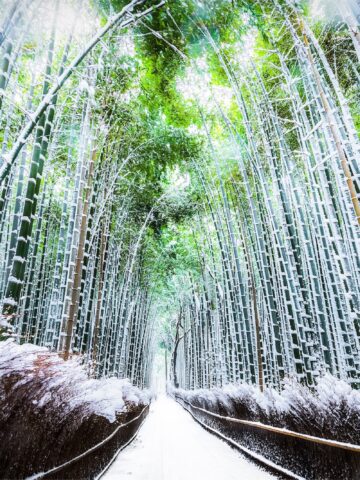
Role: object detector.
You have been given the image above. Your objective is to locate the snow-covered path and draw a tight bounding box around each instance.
[103,395,275,480]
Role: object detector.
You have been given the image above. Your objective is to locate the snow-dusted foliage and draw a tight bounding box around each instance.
[0,339,151,422]
[173,378,360,479]
[172,375,360,444]
[0,339,151,479]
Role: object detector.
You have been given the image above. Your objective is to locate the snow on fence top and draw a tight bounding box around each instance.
[170,375,360,445]
[171,375,360,416]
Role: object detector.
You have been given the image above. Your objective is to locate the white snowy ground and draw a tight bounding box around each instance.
[103,395,275,480]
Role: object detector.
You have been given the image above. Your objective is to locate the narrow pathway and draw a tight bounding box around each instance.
[103,395,275,480]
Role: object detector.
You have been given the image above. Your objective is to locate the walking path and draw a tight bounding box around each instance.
[103,395,275,480]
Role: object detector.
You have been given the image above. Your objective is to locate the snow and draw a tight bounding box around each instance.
[13,256,26,263]
[0,319,12,329]
[7,276,23,285]
[1,297,18,306]
[103,395,275,480]
[0,339,151,422]
[171,374,360,420]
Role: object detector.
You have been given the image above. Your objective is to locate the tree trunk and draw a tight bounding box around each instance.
[64,150,95,359]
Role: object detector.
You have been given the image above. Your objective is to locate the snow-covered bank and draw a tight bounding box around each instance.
[172,378,360,479]
[172,375,360,444]
[0,339,150,421]
[0,339,151,479]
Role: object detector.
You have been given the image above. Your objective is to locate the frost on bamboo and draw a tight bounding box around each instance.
[0,0,163,388]
[0,0,358,397]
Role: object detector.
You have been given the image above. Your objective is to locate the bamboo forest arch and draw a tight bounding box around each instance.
[0,0,359,390]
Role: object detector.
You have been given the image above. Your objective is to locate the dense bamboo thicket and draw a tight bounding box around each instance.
[0,0,359,395]
[0,0,166,386]
[162,0,360,390]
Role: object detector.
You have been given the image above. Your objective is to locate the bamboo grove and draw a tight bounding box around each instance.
[163,0,360,390]
[0,0,359,393]
[0,0,164,386]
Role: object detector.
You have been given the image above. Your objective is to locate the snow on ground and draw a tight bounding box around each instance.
[103,395,275,480]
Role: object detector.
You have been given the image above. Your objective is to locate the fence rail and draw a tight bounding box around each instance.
[174,395,360,480]
[27,404,149,480]
[177,397,360,452]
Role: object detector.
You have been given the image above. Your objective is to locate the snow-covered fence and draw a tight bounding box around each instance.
[29,405,149,480]
[0,340,151,479]
[172,378,360,479]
